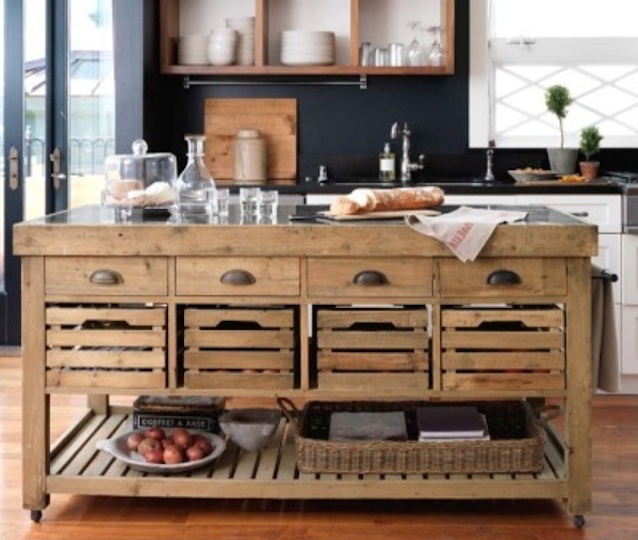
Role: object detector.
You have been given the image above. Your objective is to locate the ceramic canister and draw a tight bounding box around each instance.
[234,130,267,183]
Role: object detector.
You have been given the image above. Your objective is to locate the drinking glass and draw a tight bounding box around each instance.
[214,188,230,217]
[389,42,406,66]
[257,190,279,222]
[239,187,260,217]
[359,42,372,66]
[427,26,444,67]
[373,47,389,67]
[406,21,426,66]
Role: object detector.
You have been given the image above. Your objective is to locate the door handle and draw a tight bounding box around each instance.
[49,148,66,190]
[9,147,19,190]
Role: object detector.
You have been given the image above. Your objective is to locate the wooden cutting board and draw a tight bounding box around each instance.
[204,98,297,183]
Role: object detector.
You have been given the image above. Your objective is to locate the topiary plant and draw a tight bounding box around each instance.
[545,85,573,148]
[580,125,603,161]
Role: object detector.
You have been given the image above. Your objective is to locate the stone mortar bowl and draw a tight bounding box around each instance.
[219,408,282,451]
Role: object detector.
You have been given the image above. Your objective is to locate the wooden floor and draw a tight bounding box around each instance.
[1,356,637,540]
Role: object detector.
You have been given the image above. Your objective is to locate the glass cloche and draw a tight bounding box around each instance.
[103,139,177,210]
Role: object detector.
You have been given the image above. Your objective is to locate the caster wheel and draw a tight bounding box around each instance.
[30,510,42,523]
[573,515,585,528]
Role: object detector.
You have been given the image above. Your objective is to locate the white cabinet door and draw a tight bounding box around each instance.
[622,235,638,305]
[621,305,638,375]
[306,194,338,206]
[516,194,622,233]
[444,195,517,207]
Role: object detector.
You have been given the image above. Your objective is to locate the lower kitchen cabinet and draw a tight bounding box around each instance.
[14,204,596,526]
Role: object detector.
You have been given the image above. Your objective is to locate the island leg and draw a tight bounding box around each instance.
[22,256,50,516]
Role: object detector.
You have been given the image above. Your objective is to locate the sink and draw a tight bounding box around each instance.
[316,177,502,188]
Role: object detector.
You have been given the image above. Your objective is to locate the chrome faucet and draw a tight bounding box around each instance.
[391,122,425,182]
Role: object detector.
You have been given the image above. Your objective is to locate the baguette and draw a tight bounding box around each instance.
[329,186,445,215]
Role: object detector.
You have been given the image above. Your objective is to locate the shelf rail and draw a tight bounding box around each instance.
[183,75,368,90]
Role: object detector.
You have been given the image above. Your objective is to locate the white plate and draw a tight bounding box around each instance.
[96,429,226,474]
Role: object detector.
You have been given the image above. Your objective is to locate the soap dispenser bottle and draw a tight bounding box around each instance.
[379,142,396,181]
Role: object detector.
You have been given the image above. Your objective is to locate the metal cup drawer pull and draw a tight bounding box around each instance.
[486,269,521,286]
[220,269,256,286]
[353,270,389,286]
[89,269,124,285]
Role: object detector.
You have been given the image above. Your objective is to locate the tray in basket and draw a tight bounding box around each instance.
[277,398,546,475]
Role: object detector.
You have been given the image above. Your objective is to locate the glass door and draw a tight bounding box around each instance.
[1,0,115,345]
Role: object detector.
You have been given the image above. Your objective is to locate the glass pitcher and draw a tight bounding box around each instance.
[173,134,217,216]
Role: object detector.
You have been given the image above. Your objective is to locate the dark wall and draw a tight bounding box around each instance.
[144,0,635,181]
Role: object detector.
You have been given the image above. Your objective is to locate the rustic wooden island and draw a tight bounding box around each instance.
[14,204,597,527]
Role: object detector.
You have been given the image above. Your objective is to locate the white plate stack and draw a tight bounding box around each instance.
[208,28,238,66]
[178,34,210,65]
[226,16,255,66]
[280,30,336,66]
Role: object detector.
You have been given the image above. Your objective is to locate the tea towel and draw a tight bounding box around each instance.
[406,206,528,262]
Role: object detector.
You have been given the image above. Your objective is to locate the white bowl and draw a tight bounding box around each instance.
[219,408,281,451]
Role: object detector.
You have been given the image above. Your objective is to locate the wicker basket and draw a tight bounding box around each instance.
[277,398,546,475]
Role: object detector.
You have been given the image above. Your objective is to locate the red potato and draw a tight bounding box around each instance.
[144,447,164,464]
[171,428,193,450]
[185,445,204,462]
[192,436,214,457]
[163,445,185,465]
[137,437,162,457]
[161,438,175,449]
[126,432,145,451]
[145,427,166,441]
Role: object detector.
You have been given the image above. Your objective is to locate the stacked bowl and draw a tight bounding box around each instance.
[208,28,238,66]
[227,16,255,66]
[280,30,336,66]
[178,34,209,65]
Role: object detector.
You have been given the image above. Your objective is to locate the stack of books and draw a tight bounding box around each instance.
[416,405,490,442]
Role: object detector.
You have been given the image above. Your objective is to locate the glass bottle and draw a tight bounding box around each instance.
[379,142,396,181]
[173,134,216,216]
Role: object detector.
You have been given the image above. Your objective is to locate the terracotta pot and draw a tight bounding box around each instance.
[579,161,600,180]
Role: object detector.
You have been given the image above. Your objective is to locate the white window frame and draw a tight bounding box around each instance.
[469,0,638,149]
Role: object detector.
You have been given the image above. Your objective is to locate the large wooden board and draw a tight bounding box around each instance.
[204,98,297,183]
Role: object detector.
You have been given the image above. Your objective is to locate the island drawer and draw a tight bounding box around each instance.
[314,306,430,391]
[45,257,168,296]
[182,306,298,390]
[176,257,300,296]
[439,305,565,391]
[307,257,432,298]
[45,303,167,389]
[437,258,567,298]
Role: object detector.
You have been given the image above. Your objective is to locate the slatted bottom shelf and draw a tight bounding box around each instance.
[46,412,569,501]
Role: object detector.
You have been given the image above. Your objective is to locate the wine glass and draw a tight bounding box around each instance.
[427,26,444,67]
[406,20,426,67]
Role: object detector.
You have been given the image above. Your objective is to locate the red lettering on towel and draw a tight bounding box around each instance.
[448,222,473,249]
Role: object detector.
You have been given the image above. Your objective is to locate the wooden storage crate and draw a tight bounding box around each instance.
[315,306,430,391]
[440,305,565,391]
[45,304,167,389]
[183,306,297,390]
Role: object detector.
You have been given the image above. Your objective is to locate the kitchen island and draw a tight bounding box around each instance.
[14,204,597,527]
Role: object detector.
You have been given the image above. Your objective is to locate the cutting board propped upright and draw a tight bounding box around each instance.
[204,98,297,184]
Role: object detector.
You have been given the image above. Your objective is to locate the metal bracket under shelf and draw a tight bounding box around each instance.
[182,74,368,90]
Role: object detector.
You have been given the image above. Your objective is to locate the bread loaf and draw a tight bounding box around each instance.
[329,186,445,215]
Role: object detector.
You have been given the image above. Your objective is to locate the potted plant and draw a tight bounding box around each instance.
[579,125,603,180]
[544,85,578,175]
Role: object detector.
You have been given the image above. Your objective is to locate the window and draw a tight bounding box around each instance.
[469,0,638,148]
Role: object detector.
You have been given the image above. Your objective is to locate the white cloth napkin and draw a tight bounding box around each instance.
[405,206,528,262]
